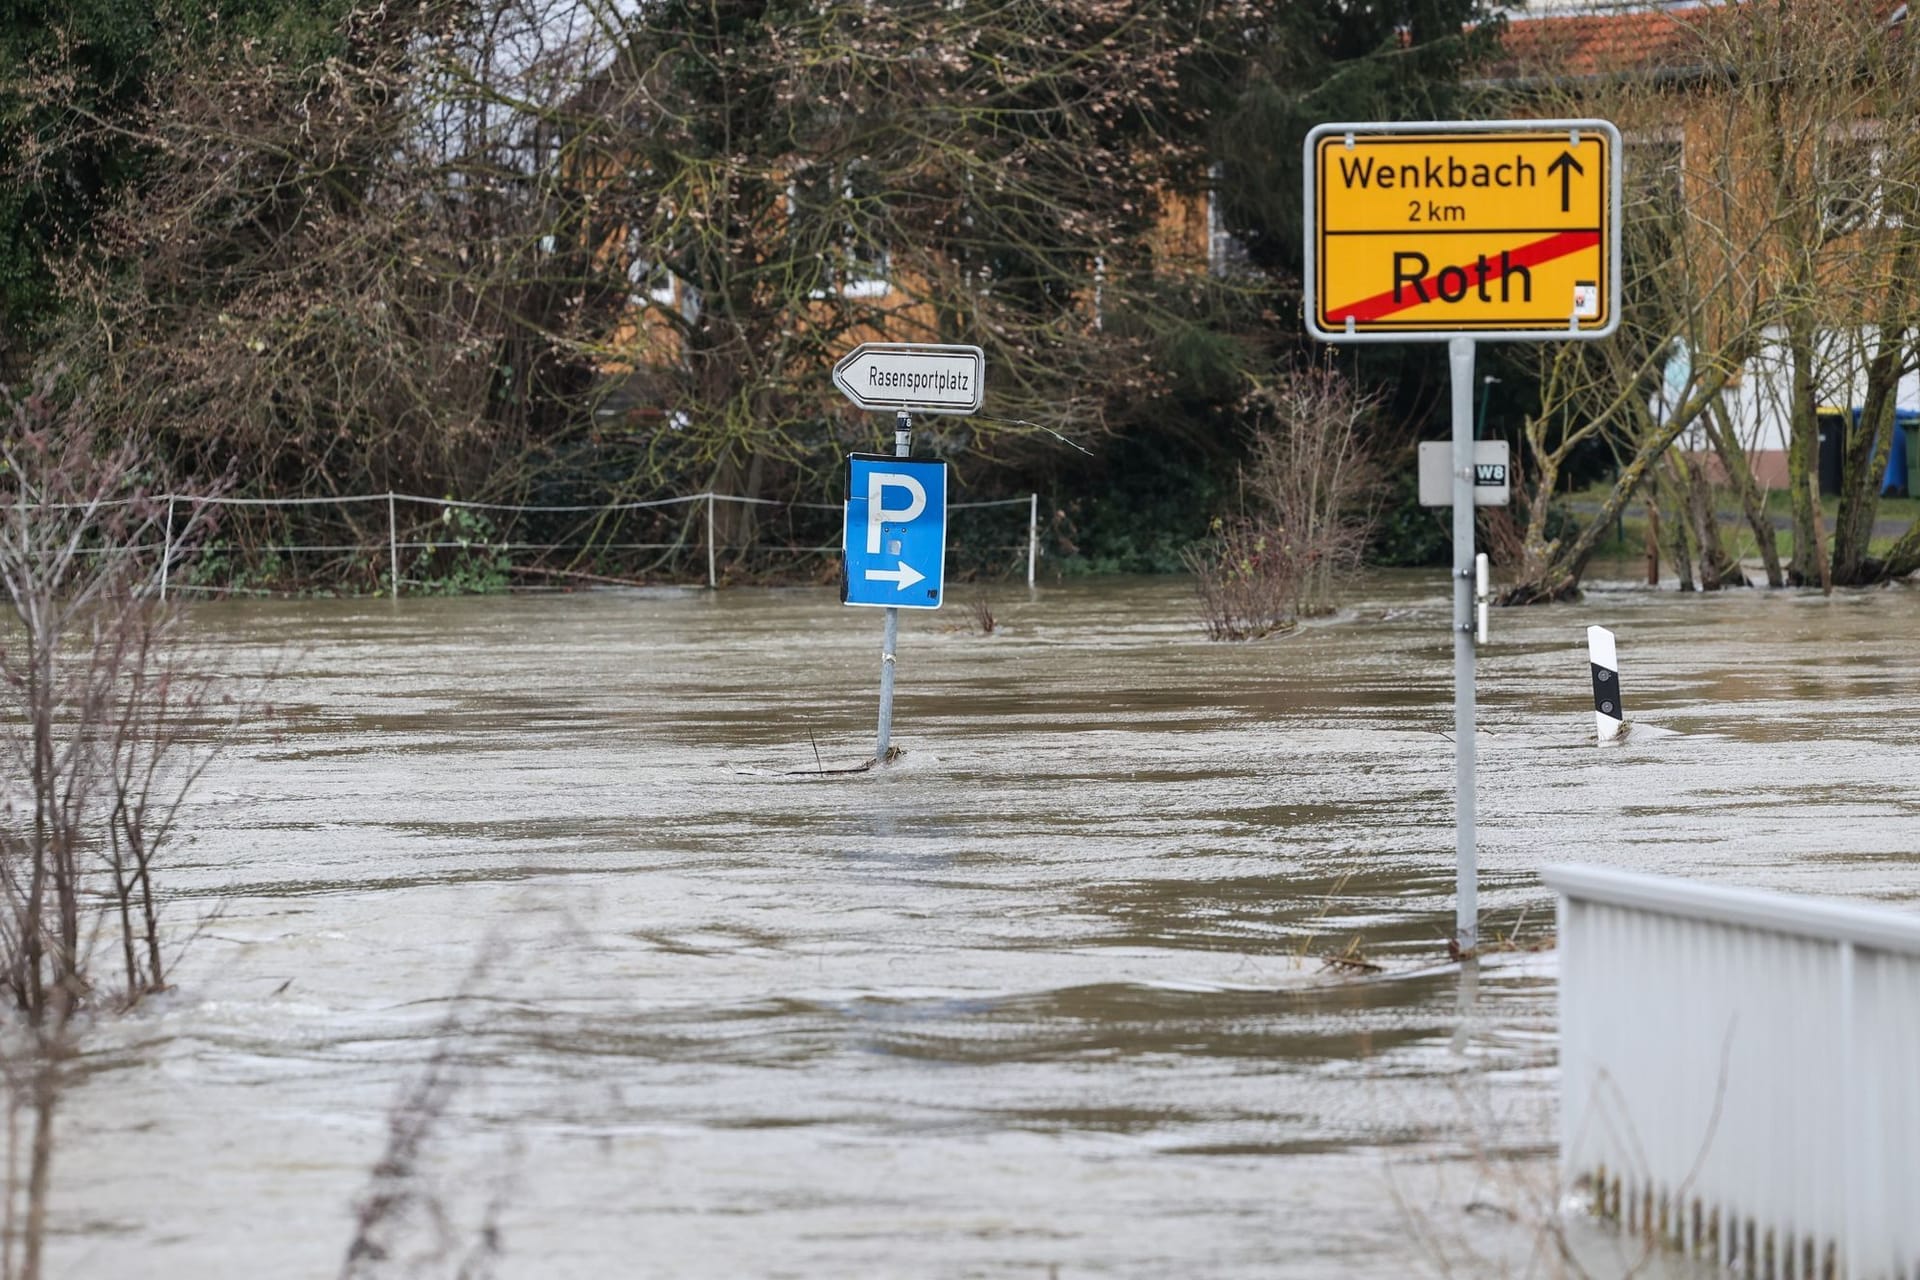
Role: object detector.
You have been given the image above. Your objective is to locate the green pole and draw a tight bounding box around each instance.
[1475,375,1497,440]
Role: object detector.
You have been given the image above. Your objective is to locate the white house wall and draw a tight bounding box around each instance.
[1677,326,1918,487]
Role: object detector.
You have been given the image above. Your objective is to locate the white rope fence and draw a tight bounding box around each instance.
[140,489,1040,599]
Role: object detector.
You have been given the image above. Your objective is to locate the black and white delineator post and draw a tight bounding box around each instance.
[1475,552,1491,643]
[1586,625,1625,743]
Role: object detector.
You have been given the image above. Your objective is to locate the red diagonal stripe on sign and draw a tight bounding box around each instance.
[1327,230,1602,325]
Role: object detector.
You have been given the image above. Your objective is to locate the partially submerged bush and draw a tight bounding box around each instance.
[1188,369,1379,640]
[1186,516,1306,640]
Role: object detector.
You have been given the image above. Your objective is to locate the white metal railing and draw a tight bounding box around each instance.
[1546,864,1920,1279]
[131,489,1040,599]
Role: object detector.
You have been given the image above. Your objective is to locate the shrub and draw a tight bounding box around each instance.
[0,374,229,1279]
[1187,369,1379,639]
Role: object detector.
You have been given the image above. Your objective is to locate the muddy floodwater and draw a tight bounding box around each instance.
[54,572,1920,1277]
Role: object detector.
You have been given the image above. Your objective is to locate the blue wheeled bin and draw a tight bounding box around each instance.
[1884,409,1918,498]
[1884,417,1908,497]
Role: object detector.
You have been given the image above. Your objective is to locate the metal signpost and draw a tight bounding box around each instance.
[833,342,984,764]
[1304,119,1620,955]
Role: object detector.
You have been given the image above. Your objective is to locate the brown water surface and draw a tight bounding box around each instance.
[53,571,1920,1277]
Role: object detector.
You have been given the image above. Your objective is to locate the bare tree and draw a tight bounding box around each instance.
[39,2,632,583]
[1487,25,1769,602]
[42,0,1268,585]
[1488,0,1920,600]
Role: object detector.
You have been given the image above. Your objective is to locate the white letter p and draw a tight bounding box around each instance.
[866,473,926,555]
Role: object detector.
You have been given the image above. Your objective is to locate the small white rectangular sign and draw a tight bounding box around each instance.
[832,342,984,415]
[1418,440,1511,507]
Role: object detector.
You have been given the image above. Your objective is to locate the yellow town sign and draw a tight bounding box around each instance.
[1304,121,1621,343]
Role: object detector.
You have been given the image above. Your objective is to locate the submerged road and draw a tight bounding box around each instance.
[54,571,1920,1277]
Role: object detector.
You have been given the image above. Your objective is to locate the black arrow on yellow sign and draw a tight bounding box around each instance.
[1547,150,1584,214]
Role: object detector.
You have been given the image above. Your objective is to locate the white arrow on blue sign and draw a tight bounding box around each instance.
[842,455,947,610]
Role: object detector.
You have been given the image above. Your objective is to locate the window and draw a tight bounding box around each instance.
[1821,130,1901,232]
[1206,163,1253,279]
[790,161,892,299]
[624,230,679,308]
[619,227,700,328]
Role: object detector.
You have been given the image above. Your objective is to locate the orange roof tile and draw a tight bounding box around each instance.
[1484,1,1910,84]
[1483,6,1713,82]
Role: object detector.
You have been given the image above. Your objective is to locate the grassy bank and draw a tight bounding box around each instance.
[1565,482,1920,566]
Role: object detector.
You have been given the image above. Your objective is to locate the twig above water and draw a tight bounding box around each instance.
[782,759,875,776]
[977,416,1097,457]
[506,564,649,588]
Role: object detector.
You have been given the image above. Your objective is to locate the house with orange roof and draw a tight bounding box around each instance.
[1481,1,1920,495]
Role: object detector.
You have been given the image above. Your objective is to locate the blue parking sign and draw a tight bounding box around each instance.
[842,454,947,609]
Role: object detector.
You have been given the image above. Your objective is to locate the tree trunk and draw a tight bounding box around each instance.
[1872,517,1920,580]
[708,448,767,562]
[1807,471,1834,595]
[1684,450,1744,589]
[1499,557,1592,605]
[1518,417,1562,554]
[116,871,139,997]
[1784,313,1822,585]
[1831,326,1903,584]
[1703,395,1784,587]
[24,648,53,1021]
[134,832,165,995]
[1831,219,1919,586]
[1658,459,1697,591]
[1645,506,1661,586]
[4,1094,17,1280]
[21,1065,54,1280]
[1499,367,1734,605]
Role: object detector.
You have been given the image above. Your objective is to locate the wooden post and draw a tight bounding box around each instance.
[159,497,175,602]
[1809,472,1833,596]
[1645,506,1660,586]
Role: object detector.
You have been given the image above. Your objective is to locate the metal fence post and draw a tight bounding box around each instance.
[159,496,175,602]
[388,492,399,600]
[1839,937,1859,1280]
[707,492,717,590]
[1027,492,1038,589]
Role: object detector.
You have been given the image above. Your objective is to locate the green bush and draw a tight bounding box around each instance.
[406,506,511,595]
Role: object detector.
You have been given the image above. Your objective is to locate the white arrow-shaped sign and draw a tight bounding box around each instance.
[864,562,926,591]
[833,342,985,415]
